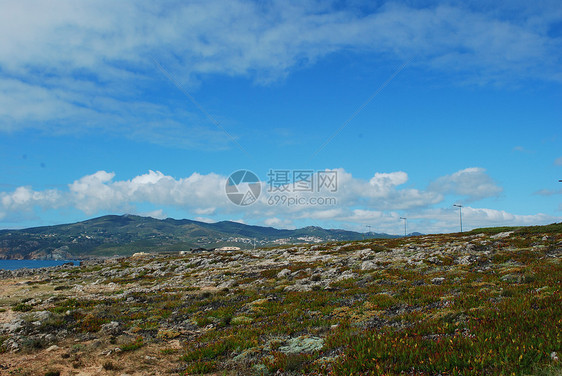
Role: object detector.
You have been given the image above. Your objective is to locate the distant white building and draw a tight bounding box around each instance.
[131,252,150,257]
[216,246,241,251]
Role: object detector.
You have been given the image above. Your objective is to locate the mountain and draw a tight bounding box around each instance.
[0,215,399,259]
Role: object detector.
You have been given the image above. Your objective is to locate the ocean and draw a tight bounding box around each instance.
[0,260,80,270]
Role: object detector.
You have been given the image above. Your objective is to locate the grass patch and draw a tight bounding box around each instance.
[120,336,144,351]
[12,302,33,312]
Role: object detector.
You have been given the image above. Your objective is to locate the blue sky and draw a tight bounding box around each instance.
[1,0,561,234]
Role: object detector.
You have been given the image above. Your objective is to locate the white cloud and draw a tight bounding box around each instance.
[284,206,560,235]
[407,206,559,234]
[194,207,217,215]
[0,167,558,234]
[264,217,294,228]
[137,209,167,220]
[428,167,503,202]
[69,171,124,214]
[3,1,554,82]
[0,77,234,150]
[0,186,62,212]
[0,167,480,218]
[194,217,217,224]
[1,170,229,216]
[323,168,442,210]
[1,1,561,143]
[513,146,534,154]
[534,188,562,196]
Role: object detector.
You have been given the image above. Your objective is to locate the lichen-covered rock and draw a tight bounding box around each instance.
[232,316,253,325]
[431,277,445,284]
[277,268,292,279]
[2,319,24,334]
[100,321,122,335]
[361,260,378,270]
[457,255,477,265]
[500,274,522,283]
[278,336,324,354]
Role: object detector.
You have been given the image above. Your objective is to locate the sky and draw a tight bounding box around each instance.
[0,0,561,235]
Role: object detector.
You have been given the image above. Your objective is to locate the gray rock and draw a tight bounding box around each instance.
[457,255,477,265]
[4,337,20,352]
[490,231,514,239]
[45,344,59,352]
[431,277,445,284]
[500,274,522,283]
[33,310,51,322]
[2,319,24,334]
[42,333,56,343]
[284,283,312,292]
[356,249,372,259]
[100,321,122,335]
[277,268,292,279]
[361,261,378,270]
[335,271,356,281]
[56,329,68,339]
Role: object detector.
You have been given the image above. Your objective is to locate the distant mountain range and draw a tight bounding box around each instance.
[0,215,410,259]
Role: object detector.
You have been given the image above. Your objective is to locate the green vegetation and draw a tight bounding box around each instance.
[469,222,562,235]
[0,214,370,259]
[119,336,145,351]
[12,302,33,312]
[1,223,560,375]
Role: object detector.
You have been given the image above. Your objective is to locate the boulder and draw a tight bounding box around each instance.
[277,268,292,279]
[100,321,122,335]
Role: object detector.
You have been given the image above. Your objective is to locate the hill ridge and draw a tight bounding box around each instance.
[0,214,399,259]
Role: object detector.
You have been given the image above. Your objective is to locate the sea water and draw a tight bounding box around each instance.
[0,260,80,270]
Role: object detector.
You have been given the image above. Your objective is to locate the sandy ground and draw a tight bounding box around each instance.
[0,338,184,376]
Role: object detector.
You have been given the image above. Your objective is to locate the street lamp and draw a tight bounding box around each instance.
[400,217,407,237]
[453,204,463,233]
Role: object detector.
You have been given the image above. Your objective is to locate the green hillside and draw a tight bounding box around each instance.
[0,215,376,259]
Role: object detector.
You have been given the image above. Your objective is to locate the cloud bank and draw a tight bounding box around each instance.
[1,167,557,233]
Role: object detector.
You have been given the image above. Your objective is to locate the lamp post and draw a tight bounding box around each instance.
[400,217,407,237]
[453,204,463,233]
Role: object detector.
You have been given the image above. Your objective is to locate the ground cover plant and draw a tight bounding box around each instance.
[0,225,560,375]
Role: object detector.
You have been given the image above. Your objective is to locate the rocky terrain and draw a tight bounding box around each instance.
[0,225,561,375]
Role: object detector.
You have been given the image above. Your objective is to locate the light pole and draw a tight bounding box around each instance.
[400,217,407,237]
[365,225,372,239]
[453,204,463,233]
